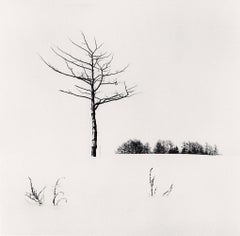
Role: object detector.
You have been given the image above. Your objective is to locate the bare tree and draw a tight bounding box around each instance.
[40,33,135,157]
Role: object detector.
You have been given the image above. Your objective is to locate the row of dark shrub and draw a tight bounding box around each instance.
[116,139,219,155]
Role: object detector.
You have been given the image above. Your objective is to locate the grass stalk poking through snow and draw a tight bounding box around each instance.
[149,168,157,197]
[53,177,67,206]
[25,177,46,206]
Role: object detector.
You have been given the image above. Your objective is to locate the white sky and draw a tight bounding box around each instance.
[0,0,240,157]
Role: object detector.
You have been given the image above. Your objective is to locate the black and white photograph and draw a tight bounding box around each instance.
[0,0,240,235]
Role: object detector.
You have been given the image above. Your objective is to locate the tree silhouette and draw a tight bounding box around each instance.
[40,33,135,157]
[116,139,150,154]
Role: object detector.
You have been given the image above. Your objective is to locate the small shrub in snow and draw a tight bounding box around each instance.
[116,139,151,154]
[25,177,46,206]
[149,168,157,196]
[52,177,67,206]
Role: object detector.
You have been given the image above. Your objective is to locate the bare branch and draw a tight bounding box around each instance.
[125,84,137,95]
[39,54,91,85]
[94,37,98,51]
[103,64,129,77]
[95,83,135,109]
[81,32,93,54]
[102,55,114,70]
[56,46,91,67]
[94,78,118,93]
[93,55,105,68]
[75,84,91,92]
[93,52,112,60]
[93,67,104,92]
[40,55,77,78]
[93,37,104,54]
[69,38,92,55]
[101,81,118,85]
[93,56,117,92]
[65,61,77,77]
[59,89,91,100]
[82,66,90,80]
[76,88,91,96]
[51,47,91,71]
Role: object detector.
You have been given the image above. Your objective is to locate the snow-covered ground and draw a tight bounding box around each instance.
[0,154,240,235]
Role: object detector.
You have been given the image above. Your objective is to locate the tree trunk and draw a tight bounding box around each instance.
[91,104,97,157]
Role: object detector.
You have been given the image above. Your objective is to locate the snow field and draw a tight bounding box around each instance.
[0,154,239,235]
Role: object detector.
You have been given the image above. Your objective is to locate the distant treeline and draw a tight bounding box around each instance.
[116,139,219,155]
